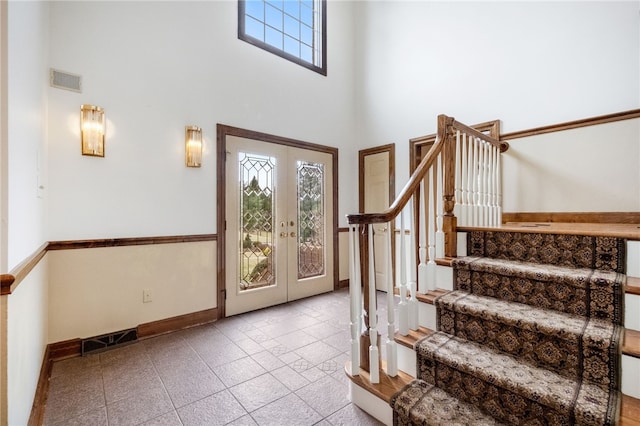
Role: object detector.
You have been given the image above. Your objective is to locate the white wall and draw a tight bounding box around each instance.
[47,0,357,239]
[4,2,50,424]
[355,1,640,196]
[7,257,48,426]
[502,118,640,212]
[48,241,216,343]
[7,0,49,269]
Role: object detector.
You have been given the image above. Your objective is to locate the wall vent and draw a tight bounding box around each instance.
[81,328,138,355]
[50,68,82,93]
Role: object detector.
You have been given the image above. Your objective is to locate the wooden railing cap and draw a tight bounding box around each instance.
[1,274,16,295]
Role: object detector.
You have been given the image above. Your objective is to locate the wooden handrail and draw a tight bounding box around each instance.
[452,119,509,152]
[347,115,453,225]
[1,242,48,295]
[347,114,509,226]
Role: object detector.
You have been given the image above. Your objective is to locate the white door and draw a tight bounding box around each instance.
[364,151,391,291]
[225,136,334,316]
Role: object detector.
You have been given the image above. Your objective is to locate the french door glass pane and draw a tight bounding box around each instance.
[239,152,276,291]
[297,161,324,279]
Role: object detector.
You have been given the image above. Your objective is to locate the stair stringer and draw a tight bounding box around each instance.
[350,382,394,425]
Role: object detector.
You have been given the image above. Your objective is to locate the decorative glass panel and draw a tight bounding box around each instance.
[239,152,276,290]
[297,161,324,279]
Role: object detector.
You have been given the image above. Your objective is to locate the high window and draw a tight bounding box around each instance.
[238,0,326,75]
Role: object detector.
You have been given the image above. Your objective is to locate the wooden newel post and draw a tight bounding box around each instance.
[358,225,380,372]
[441,115,458,258]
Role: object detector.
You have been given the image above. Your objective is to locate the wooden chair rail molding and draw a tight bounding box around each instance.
[503,212,640,224]
[500,108,640,141]
[0,234,217,296]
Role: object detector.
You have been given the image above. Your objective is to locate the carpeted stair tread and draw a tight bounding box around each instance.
[390,379,504,426]
[437,290,623,390]
[437,290,618,342]
[454,256,616,283]
[453,256,625,324]
[467,231,626,273]
[415,331,621,425]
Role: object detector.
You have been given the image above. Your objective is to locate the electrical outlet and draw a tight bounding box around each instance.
[143,288,152,303]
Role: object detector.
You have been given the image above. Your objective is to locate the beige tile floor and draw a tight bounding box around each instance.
[43,289,389,426]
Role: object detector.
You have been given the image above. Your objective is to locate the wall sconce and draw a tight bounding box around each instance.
[80,104,105,157]
[185,125,202,167]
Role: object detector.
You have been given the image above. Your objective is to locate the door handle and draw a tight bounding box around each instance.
[280,232,288,238]
[290,232,297,238]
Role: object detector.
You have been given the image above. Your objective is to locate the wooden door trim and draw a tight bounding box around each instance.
[216,124,339,319]
[358,144,395,213]
[358,143,396,289]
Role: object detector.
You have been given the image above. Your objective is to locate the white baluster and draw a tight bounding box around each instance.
[408,199,419,330]
[483,141,491,226]
[496,143,503,225]
[471,136,479,226]
[427,165,437,290]
[459,132,469,227]
[398,212,409,336]
[418,178,432,292]
[478,139,486,226]
[490,144,498,226]
[385,220,397,377]
[348,225,361,376]
[435,154,444,258]
[367,224,379,384]
[454,130,462,220]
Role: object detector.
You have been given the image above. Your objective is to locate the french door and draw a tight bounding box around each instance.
[225,135,334,316]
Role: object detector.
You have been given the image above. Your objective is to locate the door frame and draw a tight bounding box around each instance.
[216,124,339,318]
[358,144,395,214]
[358,144,395,289]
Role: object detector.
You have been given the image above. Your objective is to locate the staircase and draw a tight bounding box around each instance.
[345,113,640,425]
[392,229,625,425]
[347,225,640,425]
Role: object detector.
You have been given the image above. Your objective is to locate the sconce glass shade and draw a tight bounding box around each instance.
[80,105,105,157]
[185,126,203,167]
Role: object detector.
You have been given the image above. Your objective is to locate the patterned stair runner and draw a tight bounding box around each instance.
[390,231,626,426]
[453,257,626,324]
[414,332,621,425]
[436,290,623,390]
[390,379,503,425]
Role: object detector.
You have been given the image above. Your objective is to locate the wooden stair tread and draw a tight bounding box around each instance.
[435,257,454,267]
[394,327,434,349]
[345,361,413,403]
[624,329,640,358]
[621,394,640,426]
[628,276,640,296]
[416,288,449,304]
[458,222,640,240]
